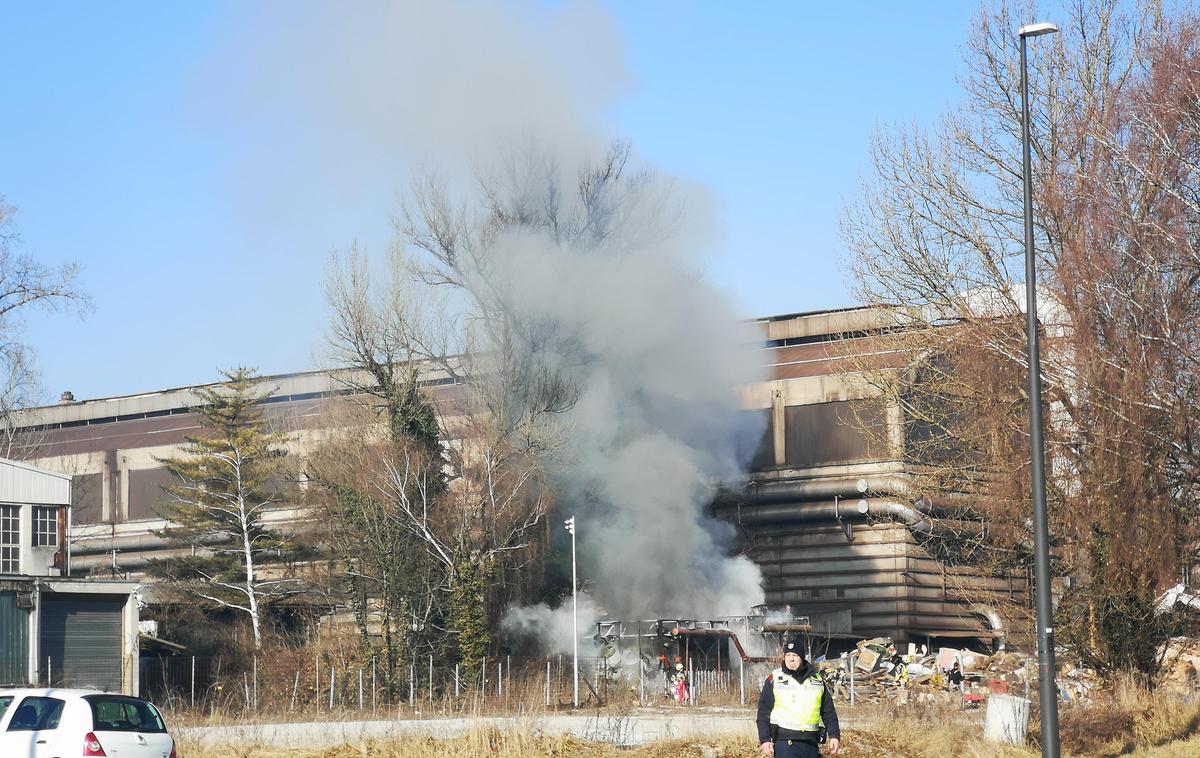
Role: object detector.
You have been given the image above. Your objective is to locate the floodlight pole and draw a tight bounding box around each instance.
[1019,21,1061,758]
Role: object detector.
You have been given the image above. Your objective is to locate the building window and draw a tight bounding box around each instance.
[0,505,18,573]
[33,506,58,548]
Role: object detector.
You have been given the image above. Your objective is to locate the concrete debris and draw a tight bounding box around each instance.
[819,634,1200,707]
[818,637,1046,706]
[1155,583,1200,615]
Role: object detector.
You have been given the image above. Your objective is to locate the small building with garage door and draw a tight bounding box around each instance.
[0,457,140,694]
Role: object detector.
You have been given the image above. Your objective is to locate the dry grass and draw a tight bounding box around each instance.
[172,720,1200,758]
[174,730,849,757]
[1041,675,1200,757]
[171,676,1200,757]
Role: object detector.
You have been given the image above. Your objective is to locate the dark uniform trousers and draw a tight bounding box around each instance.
[773,737,821,758]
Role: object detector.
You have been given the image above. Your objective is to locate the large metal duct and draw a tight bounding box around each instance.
[970,606,1007,651]
[724,475,972,511]
[731,498,936,534]
[70,532,229,555]
[734,475,914,503]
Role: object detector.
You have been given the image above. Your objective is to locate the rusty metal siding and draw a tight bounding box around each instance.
[749,521,1024,641]
[104,450,121,521]
[17,384,470,460]
[126,468,177,521]
[782,401,886,467]
[71,474,103,525]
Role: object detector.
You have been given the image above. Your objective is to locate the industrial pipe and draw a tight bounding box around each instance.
[970,606,1007,652]
[729,498,936,534]
[717,476,973,513]
[727,474,915,503]
[70,547,200,571]
[669,628,771,663]
[760,623,814,634]
[71,512,309,555]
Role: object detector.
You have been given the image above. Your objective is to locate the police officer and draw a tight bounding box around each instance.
[756,637,841,757]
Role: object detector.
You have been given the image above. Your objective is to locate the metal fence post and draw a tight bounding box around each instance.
[545,659,551,707]
[689,659,695,706]
[454,663,460,698]
[371,656,377,713]
[190,656,196,709]
[409,664,415,707]
[850,653,856,706]
[638,653,644,705]
[315,652,320,710]
[329,667,335,710]
[291,670,299,712]
[739,659,745,705]
[358,668,363,710]
[428,654,433,705]
[252,657,258,711]
[497,661,502,698]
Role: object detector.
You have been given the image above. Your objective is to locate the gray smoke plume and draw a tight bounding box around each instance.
[463,147,766,632]
[203,0,765,646]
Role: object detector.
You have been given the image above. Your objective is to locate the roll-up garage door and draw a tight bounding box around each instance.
[0,592,29,684]
[40,595,124,691]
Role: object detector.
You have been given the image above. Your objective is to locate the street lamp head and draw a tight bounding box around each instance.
[1019,22,1059,38]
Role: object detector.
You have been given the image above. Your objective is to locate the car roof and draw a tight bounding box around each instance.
[0,688,144,699]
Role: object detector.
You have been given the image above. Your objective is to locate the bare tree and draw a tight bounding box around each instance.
[0,196,91,457]
[309,398,549,679]
[842,0,1200,674]
[324,243,455,449]
[396,142,671,453]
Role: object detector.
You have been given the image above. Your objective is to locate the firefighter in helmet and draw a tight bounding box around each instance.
[755,637,841,757]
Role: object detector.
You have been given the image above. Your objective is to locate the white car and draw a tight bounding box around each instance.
[0,689,176,758]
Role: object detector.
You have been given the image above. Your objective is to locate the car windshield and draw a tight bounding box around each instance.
[6,697,65,731]
[84,696,167,733]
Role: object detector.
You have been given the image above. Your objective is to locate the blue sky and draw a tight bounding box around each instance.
[1,1,979,400]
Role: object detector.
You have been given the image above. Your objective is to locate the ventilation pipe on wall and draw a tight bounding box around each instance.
[970,606,1007,652]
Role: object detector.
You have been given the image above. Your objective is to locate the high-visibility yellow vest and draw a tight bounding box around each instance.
[768,667,824,733]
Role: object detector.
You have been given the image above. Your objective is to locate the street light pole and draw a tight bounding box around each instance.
[564,516,579,708]
[1019,21,1061,758]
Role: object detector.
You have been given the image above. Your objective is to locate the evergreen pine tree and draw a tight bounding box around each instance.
[149,367,305,650]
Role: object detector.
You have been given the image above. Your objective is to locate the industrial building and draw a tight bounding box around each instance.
[0,457,141,693]
[720,307,1022,647]
[11,307,1018,650]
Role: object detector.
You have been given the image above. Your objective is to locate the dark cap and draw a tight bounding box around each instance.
[782,637,804,655]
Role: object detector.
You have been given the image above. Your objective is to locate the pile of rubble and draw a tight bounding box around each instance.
[816,634,1200,706]
[817,638,1044,706]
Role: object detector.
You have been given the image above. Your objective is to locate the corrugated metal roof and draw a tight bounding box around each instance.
[0,457,70,505]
